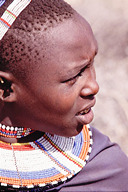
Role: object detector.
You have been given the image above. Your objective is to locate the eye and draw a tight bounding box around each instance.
[63,63,92,86]
[63,69,83,85]
[65,75,80,85]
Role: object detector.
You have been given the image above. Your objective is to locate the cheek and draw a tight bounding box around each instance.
[54,88,77,114]
[36,83,78,116]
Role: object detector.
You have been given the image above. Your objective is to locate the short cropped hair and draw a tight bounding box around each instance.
[0,0,74,81]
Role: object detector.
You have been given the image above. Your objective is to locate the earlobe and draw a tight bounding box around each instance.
[0,72,17,103]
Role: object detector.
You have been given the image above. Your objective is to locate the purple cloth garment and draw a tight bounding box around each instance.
[52,127,128,191]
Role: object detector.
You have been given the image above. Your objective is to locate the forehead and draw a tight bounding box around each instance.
[35,14,97,78]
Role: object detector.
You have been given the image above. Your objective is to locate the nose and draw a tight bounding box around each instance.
[80,69,99,98]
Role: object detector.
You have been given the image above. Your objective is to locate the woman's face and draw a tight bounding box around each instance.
[16,14,99,137]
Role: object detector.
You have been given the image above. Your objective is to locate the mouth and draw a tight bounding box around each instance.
[76,108,91,116]
[75,107,93,125]
[75,100,96,125]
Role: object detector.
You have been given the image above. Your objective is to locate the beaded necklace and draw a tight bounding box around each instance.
[0,124,93,191]
[0,123,34,138]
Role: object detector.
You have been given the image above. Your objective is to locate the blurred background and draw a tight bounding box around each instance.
[65,0,128,155]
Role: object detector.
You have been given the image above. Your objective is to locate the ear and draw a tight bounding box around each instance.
[0,71,17,103]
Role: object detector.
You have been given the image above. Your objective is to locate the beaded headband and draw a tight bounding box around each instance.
[0,0,32,40]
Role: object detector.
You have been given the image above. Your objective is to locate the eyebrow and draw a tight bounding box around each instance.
[74,59,90,71]
[74,49,97,71]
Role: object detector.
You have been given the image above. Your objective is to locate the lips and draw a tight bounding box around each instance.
[76,98,96,116]
[75,100,96,125]
[76,108,93,125]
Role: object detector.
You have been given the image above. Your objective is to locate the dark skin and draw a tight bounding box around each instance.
[0,13,99,143]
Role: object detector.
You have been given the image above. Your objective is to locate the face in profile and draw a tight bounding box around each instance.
[16,14,99,137]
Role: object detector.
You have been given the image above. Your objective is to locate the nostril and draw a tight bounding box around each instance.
[89,95,95,100]
[81,95,95,100]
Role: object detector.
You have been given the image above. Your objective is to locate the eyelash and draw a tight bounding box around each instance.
[64,63,92,85]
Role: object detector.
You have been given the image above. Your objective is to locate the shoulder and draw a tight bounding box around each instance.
[60,127,128,191]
